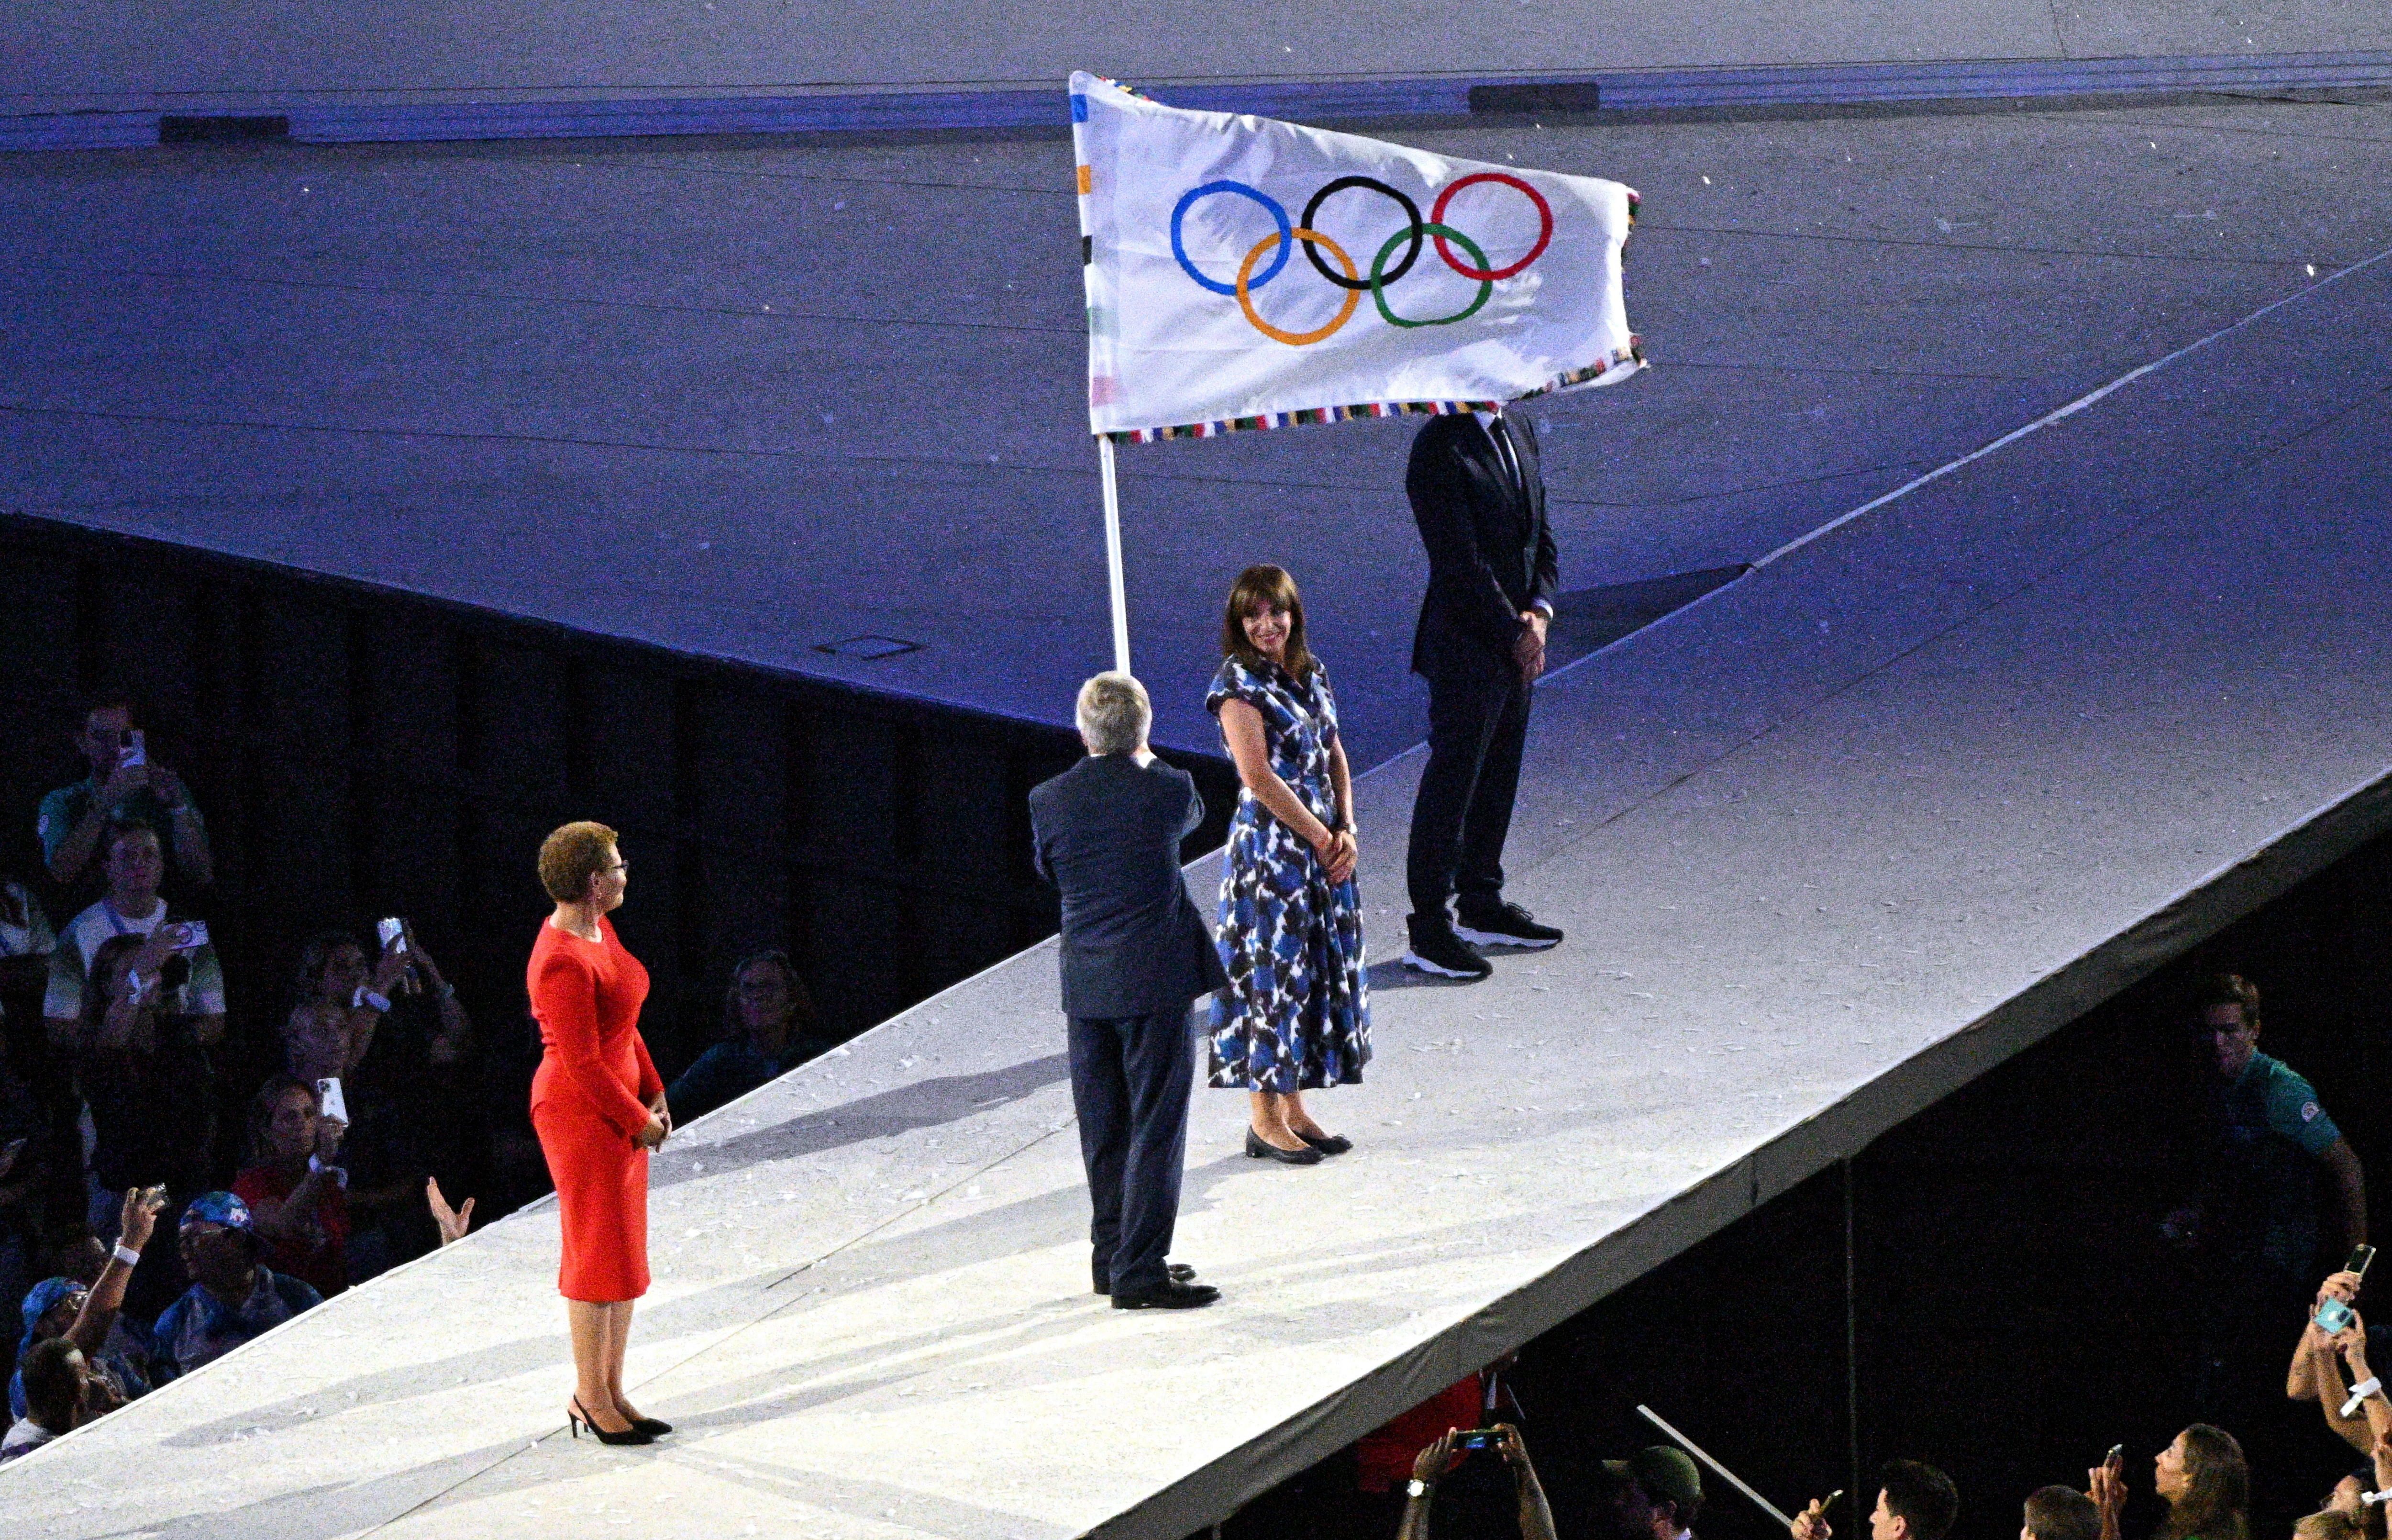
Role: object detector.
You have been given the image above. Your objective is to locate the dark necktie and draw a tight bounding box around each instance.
[1488,414,1524,500]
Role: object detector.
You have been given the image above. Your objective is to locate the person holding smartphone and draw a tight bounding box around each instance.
[37,692,212,890]
[528,821,670,1446]
[1399,1423,1558,1540]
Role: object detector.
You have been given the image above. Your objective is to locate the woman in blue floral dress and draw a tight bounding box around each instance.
[1207,565,1370,1165]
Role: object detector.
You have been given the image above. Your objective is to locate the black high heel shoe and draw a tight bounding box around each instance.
[568,1397,655,1446]
[1297,1130,1352,1155]
[1245,1128,1324,1165]
[628,1416,673,1437]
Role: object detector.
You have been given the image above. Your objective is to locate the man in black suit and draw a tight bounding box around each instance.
[1028,671,1226,1309]
[1401,408,1568,982]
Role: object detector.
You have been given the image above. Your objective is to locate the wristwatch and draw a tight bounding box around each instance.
[1407,1478,1432,1500]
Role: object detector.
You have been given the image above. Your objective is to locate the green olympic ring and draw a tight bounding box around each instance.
[1371,222,1493,330]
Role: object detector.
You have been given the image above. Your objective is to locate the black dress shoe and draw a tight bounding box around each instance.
[1111,1278,1221,1310]
[1245,1128,1324,1165]
[1298,1131,1352,1155]
[1402,925,1493,980]
[1455,899,1563,949]
[1094,1262,1196,1296]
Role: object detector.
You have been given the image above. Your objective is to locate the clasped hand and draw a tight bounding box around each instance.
[1310,826,1359,886]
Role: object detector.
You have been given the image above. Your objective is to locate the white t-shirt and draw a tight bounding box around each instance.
[43,896,226,1021]
[0,1414,57,1462]
[0,881,53,962]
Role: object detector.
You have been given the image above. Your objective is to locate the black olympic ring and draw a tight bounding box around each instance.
[1300,176,1424,293]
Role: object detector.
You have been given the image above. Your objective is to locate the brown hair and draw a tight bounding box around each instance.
[538,821,619,904]
[245,1074,321,1166]
[723,950,819,1041]
[1220,565,1316,681]
[2161,1425,2249,1540]
[2298,1513,2366,1540]
[2193,974,2261,1032]
[79,933,151,1038]
[2025,1487,2101,1540]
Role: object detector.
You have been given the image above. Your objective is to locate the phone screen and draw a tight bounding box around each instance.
[2351,1244,2378,1277]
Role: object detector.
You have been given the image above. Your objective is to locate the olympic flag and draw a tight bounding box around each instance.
[1071,71,1643,443]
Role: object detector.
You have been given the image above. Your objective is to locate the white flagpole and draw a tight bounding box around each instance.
[1096,435,1131,673]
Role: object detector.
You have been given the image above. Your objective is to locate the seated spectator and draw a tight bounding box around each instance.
[2090,1426,2248,1540]
[0,876,55,1001]
[331,924,474,1278]
[282,929,416,1086]
[1399,1423,1558,1540]
[1,1338,92,1463]
[2025,1486,2104,1540]
[2171,974,2366,1416]
[666,950,833,1121]
[1796,1460,1960,1540]
[44,823,226,1062]
[152,1192,321,1381]
[232,1077,350,1299]
[8,1186,162,1420]
[0,1031,49,1342]
[37,691,212,891]
[1606,1445,1705,1540]
[65,933,220,1242]
[2297,1513,2366,1540]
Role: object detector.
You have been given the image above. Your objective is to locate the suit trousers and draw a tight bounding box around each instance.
[1406,651,1532,925]
[1067,1006,1195,1294]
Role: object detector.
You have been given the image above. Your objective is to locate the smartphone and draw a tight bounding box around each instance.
[2320,1296,2358,1334]
[1452,1429,1502,1452]
[119,729,146,769]
[377,917,408,954]
[2106,1446,2124,1467]
[170,920,210,951]
[2350,1245,2378,1278]
[316,1076,349,1125]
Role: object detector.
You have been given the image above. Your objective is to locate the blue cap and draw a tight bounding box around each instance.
[180,1191,252,1232]
[19,1277,79,1339]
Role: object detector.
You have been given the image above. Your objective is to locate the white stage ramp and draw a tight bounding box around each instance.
[9,258,2392,1538]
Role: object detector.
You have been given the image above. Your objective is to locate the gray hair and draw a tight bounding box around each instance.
[1075,672,1151,756]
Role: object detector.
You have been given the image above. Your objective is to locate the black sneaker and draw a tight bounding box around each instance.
[1454,900,1563,950]
[1403,925,1492,981]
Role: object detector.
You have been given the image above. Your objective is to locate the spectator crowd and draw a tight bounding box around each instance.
[0,685,2380,1540]
[0,691,837,1462]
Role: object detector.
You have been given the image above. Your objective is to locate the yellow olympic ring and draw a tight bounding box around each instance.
[1236,226,1360,347]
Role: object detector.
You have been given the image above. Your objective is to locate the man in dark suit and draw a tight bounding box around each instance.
[1401,408,1568,982]
[1028,671,1225,1309]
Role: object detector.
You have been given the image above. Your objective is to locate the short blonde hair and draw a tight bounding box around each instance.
[1075,673,1151,756]
[538,821,619,903]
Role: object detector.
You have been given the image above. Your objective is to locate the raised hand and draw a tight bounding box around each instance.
[426,1177,475,1245]
[118,1185,168,1253]
[1793,1496,1834,1540]
[1413,1428,1459,1486]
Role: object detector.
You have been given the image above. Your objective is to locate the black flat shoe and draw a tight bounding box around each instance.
[1245,1128,1324,1165]
[1297,1131,1352,1155]
[1111,1278,1221,1310]
[1094,1262,1196,1296]
[568,1398,654,1446]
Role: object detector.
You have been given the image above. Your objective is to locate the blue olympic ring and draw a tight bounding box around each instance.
[1171,180,1293,297]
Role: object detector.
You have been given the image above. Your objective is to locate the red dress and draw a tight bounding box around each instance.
[528,915,661,1302]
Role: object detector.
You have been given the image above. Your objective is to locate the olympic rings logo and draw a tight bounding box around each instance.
[1169,172,1555,346]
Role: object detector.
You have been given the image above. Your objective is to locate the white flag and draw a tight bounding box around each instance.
[1071,71,1643,443]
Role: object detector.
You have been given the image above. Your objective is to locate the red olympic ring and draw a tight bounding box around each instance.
[1429,172,1553,281]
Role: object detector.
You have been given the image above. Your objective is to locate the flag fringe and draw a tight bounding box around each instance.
[1096,340,1645,445]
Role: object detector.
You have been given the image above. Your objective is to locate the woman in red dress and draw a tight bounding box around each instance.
[529,820,672,1445]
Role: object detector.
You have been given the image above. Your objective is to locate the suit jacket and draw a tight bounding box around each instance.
[1028,754,1228,1019]
[1406,411,1559,675]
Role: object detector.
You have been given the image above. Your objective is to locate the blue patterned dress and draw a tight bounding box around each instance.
[1206,655,1371,1091]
